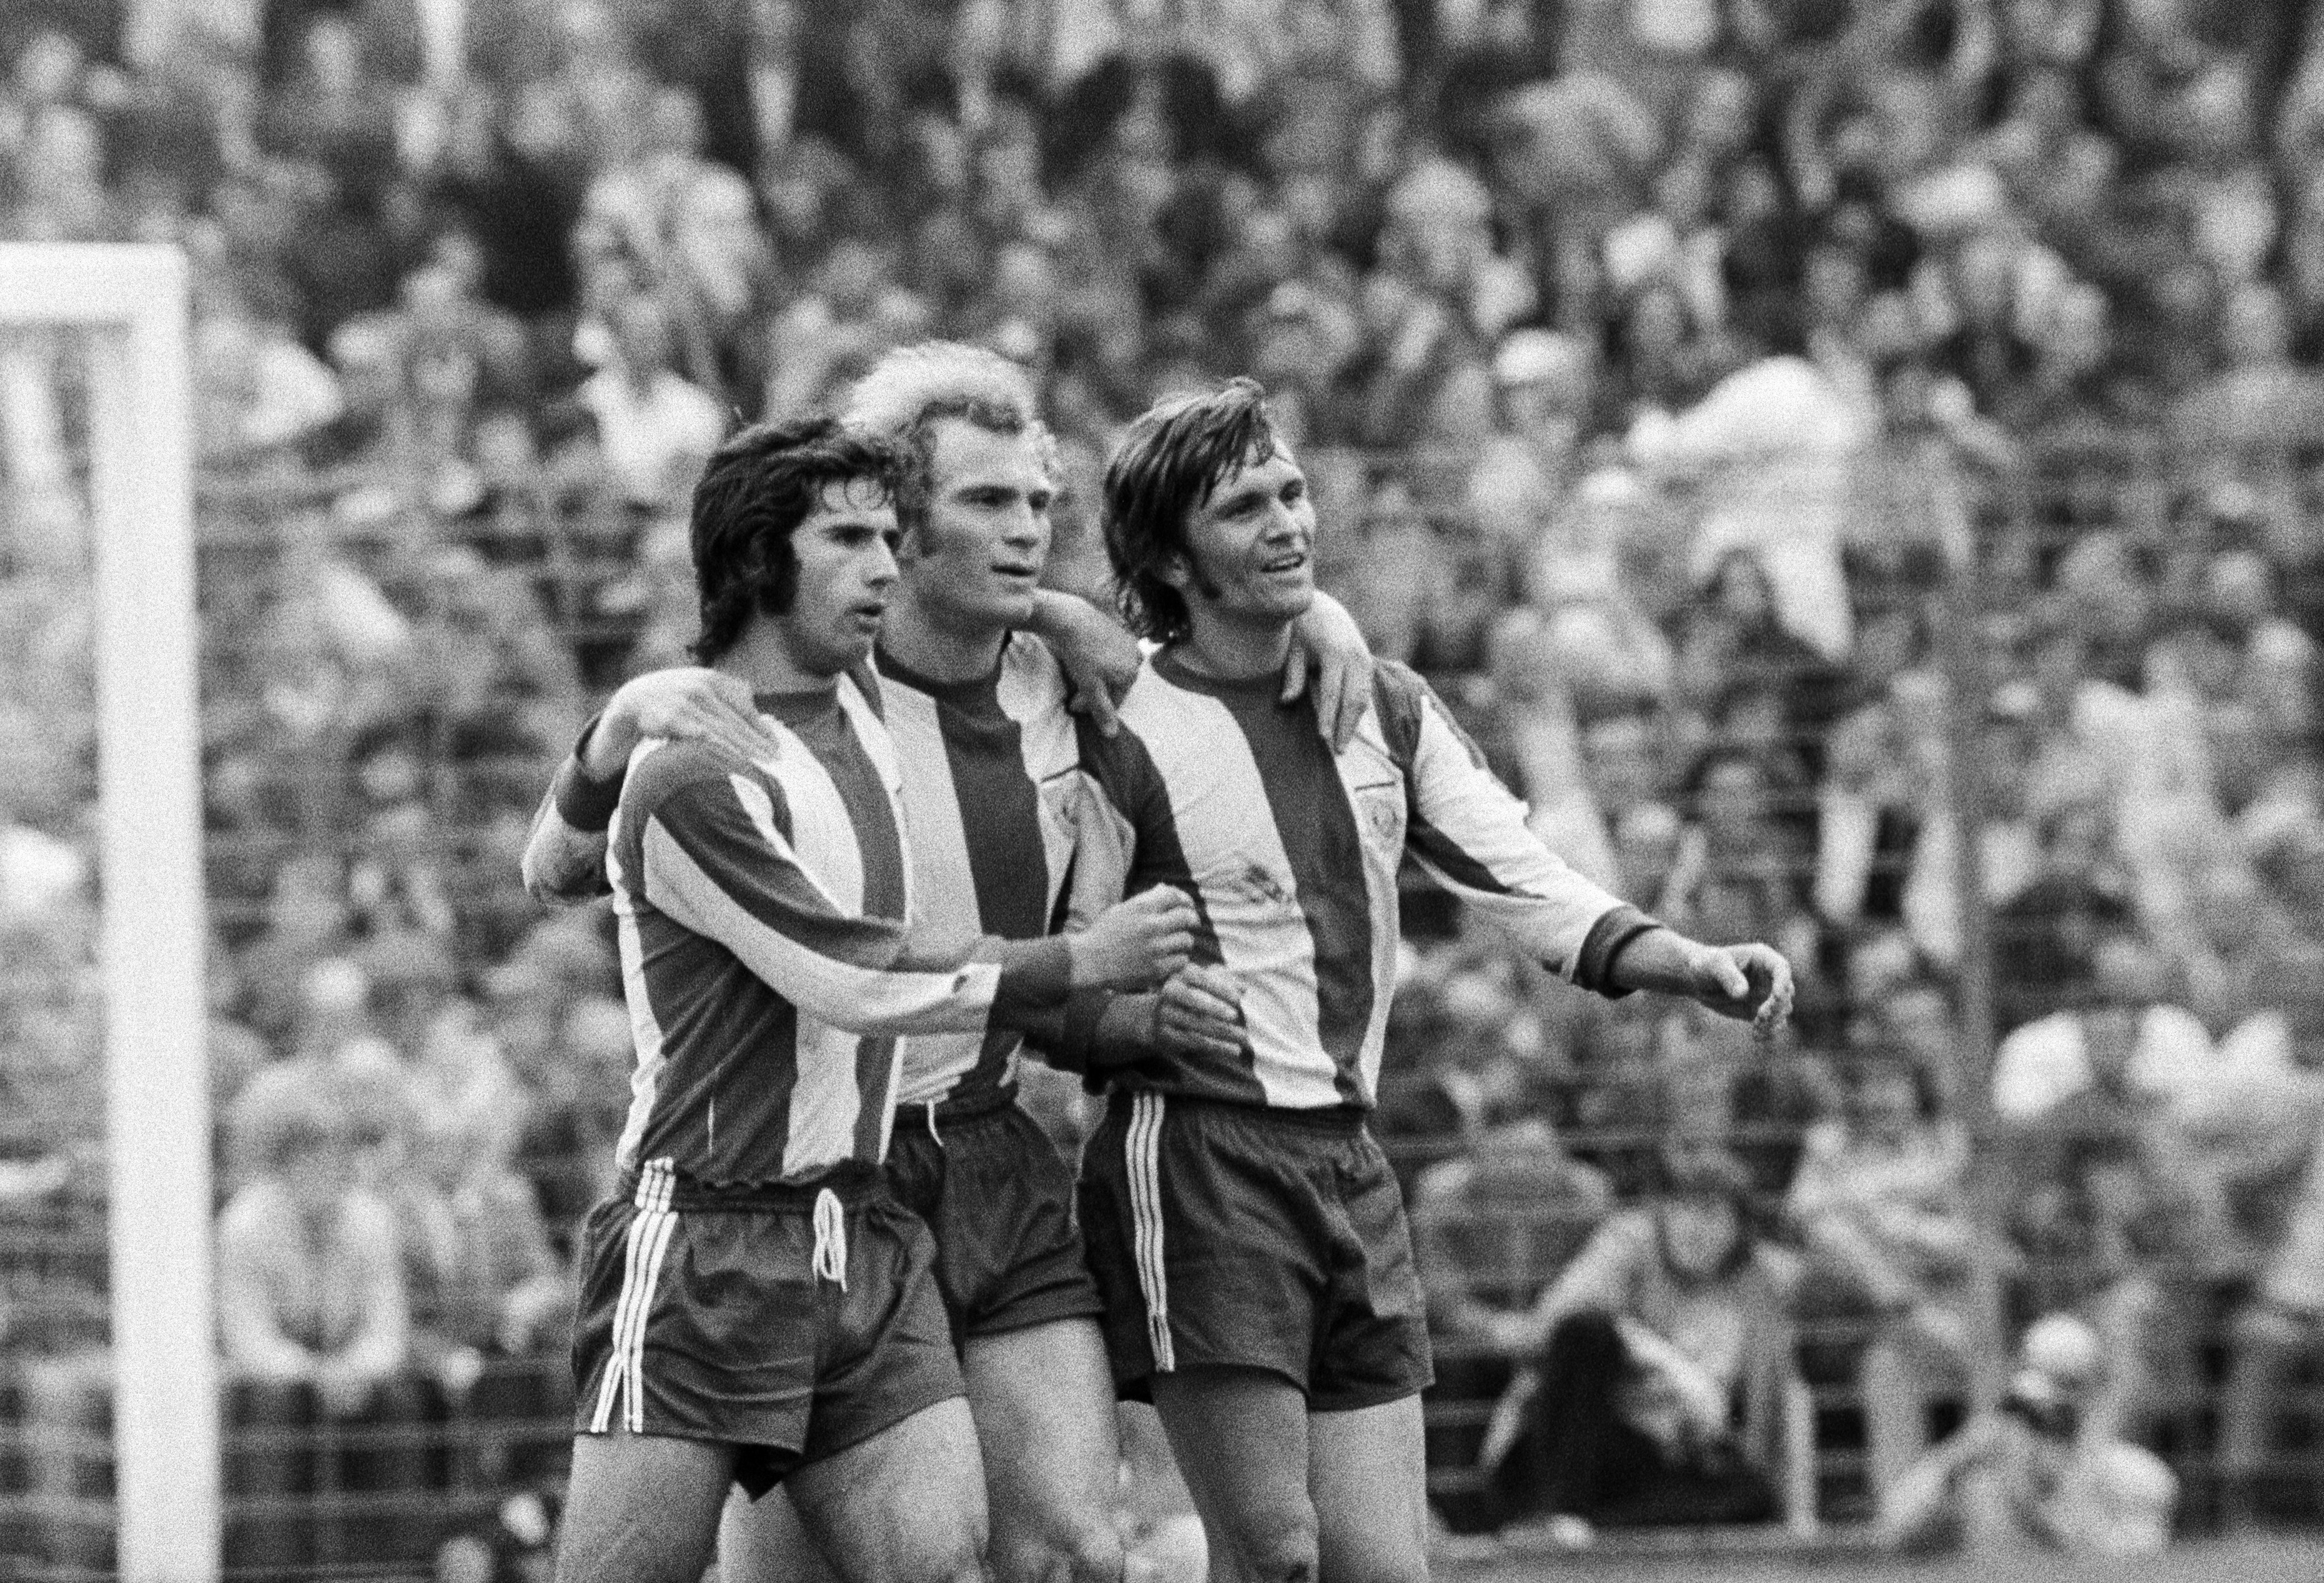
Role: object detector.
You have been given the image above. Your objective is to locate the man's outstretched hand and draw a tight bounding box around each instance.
[1678,940,1795,1040]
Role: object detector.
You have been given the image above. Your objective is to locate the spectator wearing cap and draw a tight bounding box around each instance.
[1882,1313,2177,1554]
[1473,1149,1796,1544]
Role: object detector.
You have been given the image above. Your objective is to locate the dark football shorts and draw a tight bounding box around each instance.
[884,1091,1107,1345]
[570,1157,964,1497]
[1078,1091,1435,1412]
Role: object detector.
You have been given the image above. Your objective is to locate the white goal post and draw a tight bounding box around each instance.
[0,243,215,1582]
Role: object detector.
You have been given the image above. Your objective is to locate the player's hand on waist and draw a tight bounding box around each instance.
[1069,885,1199,990]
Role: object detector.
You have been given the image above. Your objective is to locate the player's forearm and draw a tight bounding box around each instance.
[769,935,1072,1036]
[520,715,624,901]
[521,795,615,903]
[1010,989,1138,1070]
[965,936,1078,1023]
[1602,923,1720,998]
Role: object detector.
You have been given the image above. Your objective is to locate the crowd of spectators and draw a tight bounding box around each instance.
[11,0,2324,1556]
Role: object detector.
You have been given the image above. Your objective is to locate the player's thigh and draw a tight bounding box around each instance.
[553,1428,734,1583]
[1148,1366,1319,1583]
[786,1396,989,1583]
[1307,1394,1429,1583]
[962,1318,1124,1574]
[718,1485,839,1583]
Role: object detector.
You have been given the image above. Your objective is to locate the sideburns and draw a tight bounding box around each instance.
[1172,550,1223,603]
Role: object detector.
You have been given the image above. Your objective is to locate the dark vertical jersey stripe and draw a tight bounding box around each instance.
[932,684,1050,943]
[876,638,1084,1111]
[1198,677,1375,1108]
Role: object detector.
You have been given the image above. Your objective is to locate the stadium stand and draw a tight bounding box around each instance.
[12,0,2324,1571]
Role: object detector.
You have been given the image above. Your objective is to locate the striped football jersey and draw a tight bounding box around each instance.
[521,637,1089,1118]
[1067,655,1654,1111]
[597,675,1071,1186]
[874,635,1085,1113]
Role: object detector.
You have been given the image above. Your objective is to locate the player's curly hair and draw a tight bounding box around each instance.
[1101,378,1279,644]
[689,417,901,663]
[843,342,1059,540]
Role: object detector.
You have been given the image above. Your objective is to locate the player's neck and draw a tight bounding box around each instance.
[1174,611,1294,683]
[880,582,1007,683]
[719,618,839,698]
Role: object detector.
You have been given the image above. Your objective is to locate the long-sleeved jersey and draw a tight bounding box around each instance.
[588,675,1069,1185]
[1067,655,1653,1111]
[522,637,1087,1118]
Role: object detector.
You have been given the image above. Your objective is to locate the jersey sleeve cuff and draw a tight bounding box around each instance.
[551,715,625,831]
[1575,905,1661,999]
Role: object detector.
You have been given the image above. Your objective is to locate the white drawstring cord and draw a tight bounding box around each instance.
[811,1188,848,1289]
[925,1101,943,1147]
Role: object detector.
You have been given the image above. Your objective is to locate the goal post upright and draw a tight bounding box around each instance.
[0,242,217,1582]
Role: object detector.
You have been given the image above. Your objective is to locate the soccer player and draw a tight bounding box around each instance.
[1066,379,1797,1583]
[525,344,1371,1583]
[546,415,1207,1583]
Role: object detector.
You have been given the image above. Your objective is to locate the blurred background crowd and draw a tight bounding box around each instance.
[12,0,2324,1570]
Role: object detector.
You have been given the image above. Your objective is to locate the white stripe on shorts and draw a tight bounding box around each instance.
[590,1158,679,1434]
[1124,1093,1175,1372]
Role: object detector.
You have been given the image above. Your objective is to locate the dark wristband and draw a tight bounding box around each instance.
[550,714,625,831]
[1575,905,1663,998]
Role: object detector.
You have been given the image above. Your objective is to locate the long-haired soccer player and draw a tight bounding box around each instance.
[545,416,1212,1583]
[525,345,1374,1583]
[1064,378,1796,1583]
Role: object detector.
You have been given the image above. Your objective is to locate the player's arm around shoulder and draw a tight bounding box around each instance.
[519,668,783,905]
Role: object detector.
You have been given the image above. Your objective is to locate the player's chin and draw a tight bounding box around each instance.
[818,625,879,671]
[971,583,1039,630]
[1257,582,1316,620]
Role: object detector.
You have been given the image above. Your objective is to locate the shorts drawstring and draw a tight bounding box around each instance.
[924,1101,943,1147]
[811,1188,848,1288]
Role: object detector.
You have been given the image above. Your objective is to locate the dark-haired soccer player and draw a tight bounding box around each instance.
[527,345,1370,1583]
[1066,379,1797,1582]
[546,415,1210,1583]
